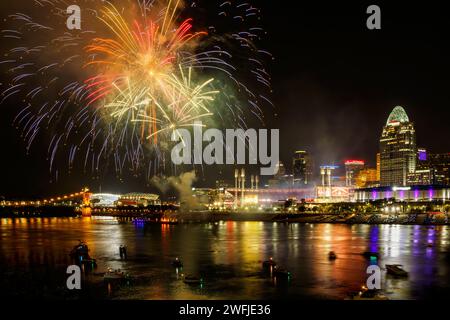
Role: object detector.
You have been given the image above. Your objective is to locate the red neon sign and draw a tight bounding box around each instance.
[345,160,365,165]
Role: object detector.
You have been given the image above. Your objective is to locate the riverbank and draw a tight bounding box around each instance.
[0,205,78,218]
[1,208,449,225]
[163,211,450,225]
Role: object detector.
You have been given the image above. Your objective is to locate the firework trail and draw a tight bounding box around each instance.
[0,0,272,181]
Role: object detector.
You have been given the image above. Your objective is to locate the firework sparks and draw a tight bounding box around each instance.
[0,0,272,180]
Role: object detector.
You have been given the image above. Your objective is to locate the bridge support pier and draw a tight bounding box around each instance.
[81,207,92,217]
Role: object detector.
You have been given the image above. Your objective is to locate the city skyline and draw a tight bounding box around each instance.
[1,1,450,198]
[2,0,450,305]
[2,104,449,202]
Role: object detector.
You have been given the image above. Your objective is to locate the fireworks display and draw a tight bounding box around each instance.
[0,0,272,181]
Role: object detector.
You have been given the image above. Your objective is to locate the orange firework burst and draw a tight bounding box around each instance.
[83,1,208,143]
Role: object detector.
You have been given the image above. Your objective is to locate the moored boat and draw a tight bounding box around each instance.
[385,264,408,277]
[346,289,389,300]
[272,266,291,279]
[262,257,277,268]
[183,274,203,284]
[172,257,183,268]
[69,240,97,268]
[104,268,129,281]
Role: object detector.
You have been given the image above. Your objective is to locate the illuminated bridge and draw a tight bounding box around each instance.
[0,187,92,208]
[0,188,172,218]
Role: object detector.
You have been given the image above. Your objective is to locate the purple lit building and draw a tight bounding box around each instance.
[354,185,450,202]
[418,148,427,161]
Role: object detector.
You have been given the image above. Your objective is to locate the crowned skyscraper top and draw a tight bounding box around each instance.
[379,106,417,186]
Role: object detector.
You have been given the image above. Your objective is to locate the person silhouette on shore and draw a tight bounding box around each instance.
[119,245,127,259]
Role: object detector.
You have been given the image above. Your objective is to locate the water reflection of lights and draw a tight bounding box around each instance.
[240,222,262,265]
[2,219,450,299]
[369,226,379,254]
[161,223,171,234]
[133,219,146,228]
[441,228,449,245]
[426,227,437,250]
[322,224,332,242]
[385,225,401,257]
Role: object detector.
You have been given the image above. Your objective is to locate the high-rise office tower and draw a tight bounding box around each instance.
[293,150,312,186]
[379,106,416,186]
[344,160,365,187]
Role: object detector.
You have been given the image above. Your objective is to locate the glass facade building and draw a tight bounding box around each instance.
[345,160,365,187]
[379,106,416,186]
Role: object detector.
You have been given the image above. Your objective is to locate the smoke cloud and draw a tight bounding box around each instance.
[151,170,198,210]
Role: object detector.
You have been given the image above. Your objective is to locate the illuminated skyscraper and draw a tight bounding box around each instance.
[379,106,416,186]
[344,160,365,187]
[293,150,313,186]
[376,153,381,181]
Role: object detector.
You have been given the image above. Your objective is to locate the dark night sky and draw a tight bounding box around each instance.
[265,1,450,165]
[1,1,450,198]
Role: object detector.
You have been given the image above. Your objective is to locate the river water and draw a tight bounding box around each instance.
[1,217,450,299]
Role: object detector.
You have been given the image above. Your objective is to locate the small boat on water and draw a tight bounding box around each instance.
[328,251,337,260]
[172,257,183,268]
[104,268,129,281]
[346,288,389,300]
[183,274,203,284]
[272,266,291,279]
[385,264,408,277]
[69,240,97,268]
[262,257,277,268]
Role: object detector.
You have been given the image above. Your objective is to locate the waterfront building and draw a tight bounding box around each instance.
[193,188,235,210]
[406,153,450,186]
[316,186,351,202]
[354,185,450,202]
[427,153,450,186]
[379,106,417,187]
[355,168,378,188]
[344,160,365,187]
[319,165,340,199]
[191,188,215,209]
[407,169,434,186]
[90,193,121,207]
[116,193,160,207]
[226,187,316,206]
